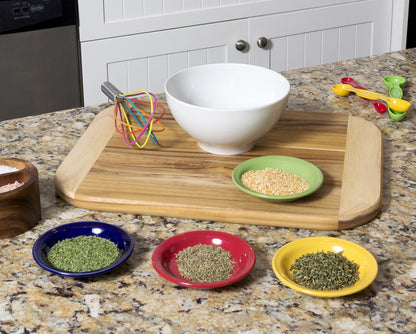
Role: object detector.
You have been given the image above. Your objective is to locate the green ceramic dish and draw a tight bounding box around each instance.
[232,156,323,202]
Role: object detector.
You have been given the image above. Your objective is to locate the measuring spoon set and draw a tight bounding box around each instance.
[332,76,409,121]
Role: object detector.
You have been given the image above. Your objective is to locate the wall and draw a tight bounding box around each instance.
[407,1,415,48]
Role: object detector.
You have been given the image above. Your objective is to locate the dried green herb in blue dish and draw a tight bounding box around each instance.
[47,235,121,272]
[33,221,134,278]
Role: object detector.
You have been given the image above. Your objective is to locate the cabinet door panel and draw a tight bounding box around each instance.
[128,59,148,93]
[80,0,354,41]
[188,49,209,67]
[356,23,372,58]
[144,0,163,16]
[165,0,183,13]
[304,31,322,67]
[286,34,304,71]
[250,0,392,71]
[81,21,248,105]
[107,62,128,93]
[167,53,189,78]
[322,28,339,64]
[148,55,168,92]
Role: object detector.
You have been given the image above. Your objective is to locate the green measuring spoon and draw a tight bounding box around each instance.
[384,76,407,121]
[332,84,410,113]
[384,76,406,99]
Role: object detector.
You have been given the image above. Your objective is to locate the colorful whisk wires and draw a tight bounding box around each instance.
[113,90,166,148]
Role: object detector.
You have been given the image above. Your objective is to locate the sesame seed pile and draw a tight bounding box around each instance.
[241,168,309,196]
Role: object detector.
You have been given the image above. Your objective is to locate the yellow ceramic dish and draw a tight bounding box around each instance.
[272,237,378,297]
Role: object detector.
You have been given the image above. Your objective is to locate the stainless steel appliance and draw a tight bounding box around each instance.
[0,0,82,121]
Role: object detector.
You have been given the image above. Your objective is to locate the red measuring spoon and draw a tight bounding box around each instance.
[341,77,387,113]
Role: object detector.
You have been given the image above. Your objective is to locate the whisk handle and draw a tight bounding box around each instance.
[101,81,123,102]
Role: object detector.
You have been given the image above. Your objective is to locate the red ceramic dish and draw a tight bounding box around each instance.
[152,230,256,289]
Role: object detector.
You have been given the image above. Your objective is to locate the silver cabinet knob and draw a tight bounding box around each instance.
[235,40,248,51]
[257,37,268,49]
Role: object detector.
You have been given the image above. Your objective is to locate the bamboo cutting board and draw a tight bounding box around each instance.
[55,104,383,230]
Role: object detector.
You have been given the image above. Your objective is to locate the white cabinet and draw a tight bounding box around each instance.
[249,0,392,71]
[249,0,392,72]
[80,20,249,106]
[78,0,404,106]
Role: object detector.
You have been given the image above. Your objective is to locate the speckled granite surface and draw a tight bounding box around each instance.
[1,49,415,333]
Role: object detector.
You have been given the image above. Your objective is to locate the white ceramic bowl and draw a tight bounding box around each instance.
[164,63,290,155]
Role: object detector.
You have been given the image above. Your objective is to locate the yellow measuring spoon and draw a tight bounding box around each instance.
[332,84,410,113]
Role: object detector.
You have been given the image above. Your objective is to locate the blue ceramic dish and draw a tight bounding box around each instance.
[32,221,134,277]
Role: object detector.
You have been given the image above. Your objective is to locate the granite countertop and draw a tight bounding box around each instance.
[1,49,415,333]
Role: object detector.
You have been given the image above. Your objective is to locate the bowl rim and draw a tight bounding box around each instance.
[272,236,378,297]
[32,221,134,277]
[232,155,324,202]
[152,230,256,289]
[164,63,290,112]
[0,157,38,195]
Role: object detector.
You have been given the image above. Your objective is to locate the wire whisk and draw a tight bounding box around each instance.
[101,82,166,148]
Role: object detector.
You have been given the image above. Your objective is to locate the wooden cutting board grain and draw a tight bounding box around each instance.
[55,103,383,230]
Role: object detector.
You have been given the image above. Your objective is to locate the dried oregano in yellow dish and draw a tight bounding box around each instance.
[290,250,359,291]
